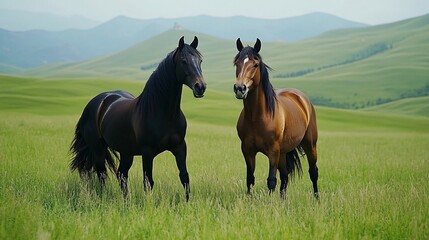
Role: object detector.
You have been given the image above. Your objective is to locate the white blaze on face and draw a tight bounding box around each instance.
[191,57,200,73]
[243,57,249,64]
[238,57,249,79]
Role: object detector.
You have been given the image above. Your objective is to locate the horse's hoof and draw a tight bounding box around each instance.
[314,192,320,201]
[280,190,286,200]
[184,184,190,202]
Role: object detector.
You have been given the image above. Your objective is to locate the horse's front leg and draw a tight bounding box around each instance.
[171,140,190,201]
[242,144,256,195]
[266,147,280,194]
[142,151,155,192]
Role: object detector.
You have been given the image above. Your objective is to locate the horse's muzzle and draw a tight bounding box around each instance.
[193,82,206,98]
[233,84,248,99]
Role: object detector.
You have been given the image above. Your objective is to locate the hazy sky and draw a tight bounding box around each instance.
[1,0,428,25]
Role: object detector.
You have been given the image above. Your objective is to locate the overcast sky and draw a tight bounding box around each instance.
[1,0,428,25]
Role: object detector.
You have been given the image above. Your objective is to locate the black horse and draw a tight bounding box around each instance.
[70,36,206,201]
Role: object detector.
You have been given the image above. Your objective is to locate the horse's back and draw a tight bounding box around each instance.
[98,90,135,119]
[276,88,313,126]
[109,90,135,99]
[275,88,311,106]
[80,90,134,139]
[85,90,134,115]
[276,88,318,145]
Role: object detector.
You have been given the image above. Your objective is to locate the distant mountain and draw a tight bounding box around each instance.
[0,20,164,68]
[0,9,101,31]
[175,13,367,41]
[0,12,366,69]
[0,64,21,74]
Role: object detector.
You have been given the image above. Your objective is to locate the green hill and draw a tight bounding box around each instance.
[1,75,428,132]
[19,29,232,82]
[269,14,429,109]
[19,14,429,113]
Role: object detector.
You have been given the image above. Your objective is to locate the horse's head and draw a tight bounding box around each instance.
[233,38,262,99]
[174,36,206,98]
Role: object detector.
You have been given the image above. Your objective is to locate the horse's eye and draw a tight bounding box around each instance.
[182,59,187,65]
[254,63,259,68]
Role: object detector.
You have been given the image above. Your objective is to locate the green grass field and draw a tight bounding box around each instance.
[1,76,428,239]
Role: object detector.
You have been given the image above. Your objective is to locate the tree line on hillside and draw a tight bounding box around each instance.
[311,83,429,109]
[273,42,393,79]
[140,62,159,71]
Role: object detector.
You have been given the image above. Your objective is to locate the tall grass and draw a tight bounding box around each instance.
[1,114,428,239]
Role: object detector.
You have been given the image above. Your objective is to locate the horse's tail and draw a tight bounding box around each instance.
[70,94,117,179]
[285,146,304,179]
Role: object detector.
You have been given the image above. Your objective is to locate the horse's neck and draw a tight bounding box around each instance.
[243,83,269,121]
[158,77,182,109]
[139,71,183,117]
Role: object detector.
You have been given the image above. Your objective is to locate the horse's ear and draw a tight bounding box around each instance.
[178,36,185,50]
[236,38,244,52]
[190,36,198,49]
[254,38,261,53]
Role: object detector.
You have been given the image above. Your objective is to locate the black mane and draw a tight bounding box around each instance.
[234,47,276,117]
[138,45,202,114]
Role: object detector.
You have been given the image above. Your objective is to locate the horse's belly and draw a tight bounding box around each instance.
[132,128,185,154]
[103,129,139,153]
[101,117,139,154]
[281,130,305,152]
[239,129,278,154]
[240,127,305,154]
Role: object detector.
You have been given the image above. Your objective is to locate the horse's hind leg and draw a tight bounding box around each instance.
[307,148,319,200]
[302,143,319,200]
[303,106,319,200]
[266,148,280,194]
[278,152,288,199]
[117,154,134,197]
[94,151,107,185]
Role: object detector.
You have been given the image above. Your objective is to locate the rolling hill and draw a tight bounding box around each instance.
[0,12,365,69]
[1,74,428,131]
[20,14,429,111]
[20,30,229,81]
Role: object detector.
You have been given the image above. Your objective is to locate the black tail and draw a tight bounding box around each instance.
[286,146,304,179]
[70,111,117,178]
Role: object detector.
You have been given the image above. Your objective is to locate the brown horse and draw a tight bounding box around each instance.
[233,38,319,199]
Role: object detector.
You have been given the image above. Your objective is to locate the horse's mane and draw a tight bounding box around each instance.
[234,47,276,117]
[138,45,202,114]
